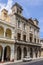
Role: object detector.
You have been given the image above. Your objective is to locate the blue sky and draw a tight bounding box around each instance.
[0,0,43,38]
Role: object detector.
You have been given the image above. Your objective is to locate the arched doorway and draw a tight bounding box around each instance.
[0,46,3,62]
[17,47,21,60]
[39,49,41,57]
[36,52,38,58]
[35,48,38,58]
[30,48,33,58]
[4,46,11,61]
[23,47,27,58]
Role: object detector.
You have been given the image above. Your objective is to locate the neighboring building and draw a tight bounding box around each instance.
[0,2,41,62]
[40,39,43,57]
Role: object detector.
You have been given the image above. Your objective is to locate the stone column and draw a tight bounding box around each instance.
[14,46,17,61]
[21,47,23,59]
[39,50,41,57]
[32,29,34,43]
[37,50,39,58]
[10,47,14,61]
[33,48,36,59]
[27,47,30,57]
[2,47,4,62]
[12,31,14,39]
[4,28,6,38]
[36,37,37,43]
[21,32,23,41]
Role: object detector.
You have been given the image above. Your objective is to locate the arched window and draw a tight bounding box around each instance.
[0,26,4,37]
[6,29,12,38]
[18,20,21,28]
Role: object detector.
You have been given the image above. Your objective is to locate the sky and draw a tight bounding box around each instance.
[0,0,43,38]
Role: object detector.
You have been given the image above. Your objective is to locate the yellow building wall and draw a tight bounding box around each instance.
[0,9,10,22]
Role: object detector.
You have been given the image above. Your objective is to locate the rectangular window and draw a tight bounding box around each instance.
[18,20,20,28]
[30,27,32,31]
[24,24,25,30]
[37,39,39,43]
[17,33,21,41]
[23,35,26,41]
[30,37,32,42]
[34,38,36,43]
[29,33,33,42]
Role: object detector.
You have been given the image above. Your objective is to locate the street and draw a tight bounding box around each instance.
[4,60,43,65]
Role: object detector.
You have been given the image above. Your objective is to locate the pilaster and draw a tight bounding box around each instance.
[21,47,24,59]
[2,47,4,62]
[12,31,14,39]
[33,48,36,59]
[10,47,14,61]
[27,47,30,57]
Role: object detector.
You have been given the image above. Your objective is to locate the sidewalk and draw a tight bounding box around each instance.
[0,60,22,65]
[33,57,43,60]
[32,57,43,62]
[0,57,43,65]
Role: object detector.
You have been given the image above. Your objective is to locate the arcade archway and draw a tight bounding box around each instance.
[4,46,11,61]
[30,48,33,58]
[0,46,3,62]
[17,47,21,60]
[23,47,27,58]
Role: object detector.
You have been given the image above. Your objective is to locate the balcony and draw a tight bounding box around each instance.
[15,39,41,47]
[0,37,15,43]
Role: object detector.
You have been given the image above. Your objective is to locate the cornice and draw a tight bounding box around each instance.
[0,19,15,28]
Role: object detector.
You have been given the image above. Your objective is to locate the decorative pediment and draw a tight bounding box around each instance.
[28,18,34,25]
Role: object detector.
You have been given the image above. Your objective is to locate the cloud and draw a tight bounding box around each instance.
[0,0,43,13]
[0,3,6,12]
[0,0,43,14]
[5,0,13,14]
[0,0,13,14]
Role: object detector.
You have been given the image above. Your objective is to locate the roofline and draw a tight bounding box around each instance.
[11,2,23,10]
[0,19,15,28]
[14,13,40,29]
[1,9,8,12]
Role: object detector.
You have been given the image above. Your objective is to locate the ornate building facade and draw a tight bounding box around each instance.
[40,39,43,57]
[0,3,41,62]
